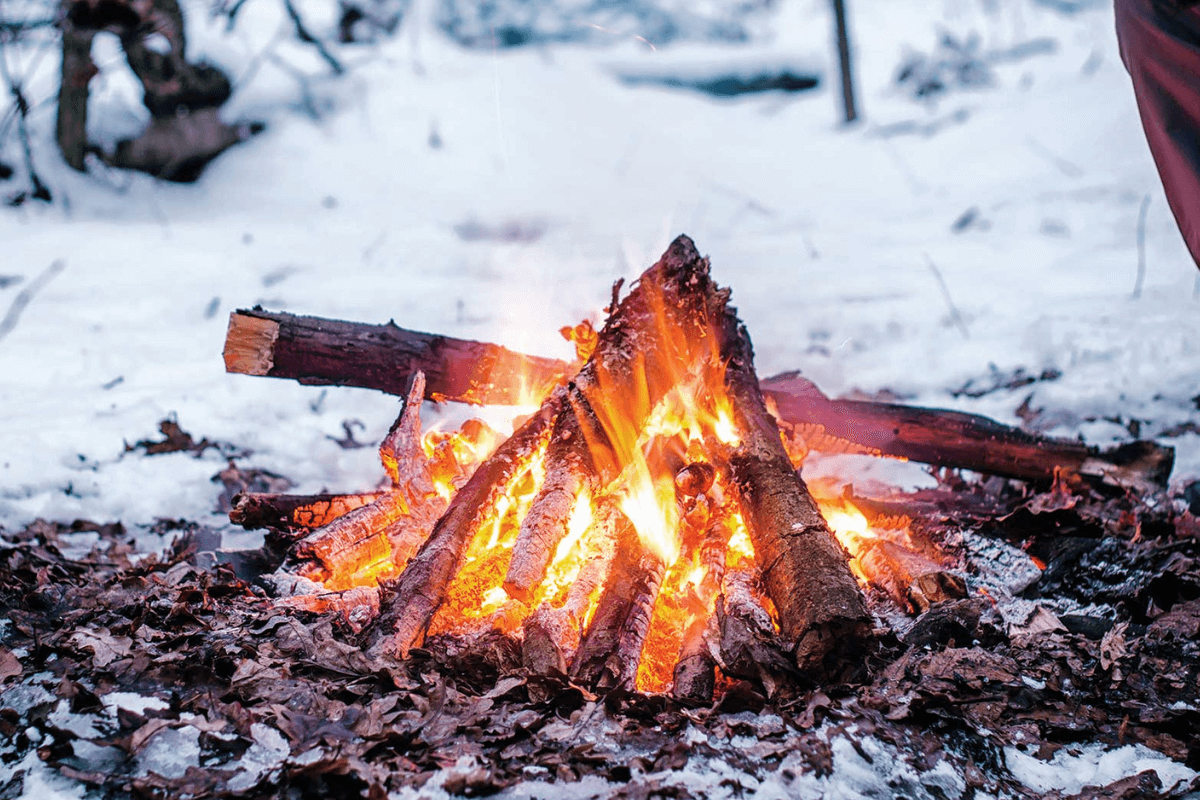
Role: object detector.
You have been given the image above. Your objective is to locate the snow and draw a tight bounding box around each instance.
[1005,743,1199,795]
[2,0,1199,795]
[3,0,1199,541]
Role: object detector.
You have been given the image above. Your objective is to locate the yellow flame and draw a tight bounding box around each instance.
[618,464,680,565]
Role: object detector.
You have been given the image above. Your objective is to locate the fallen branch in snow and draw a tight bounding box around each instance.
[0,259,64,344]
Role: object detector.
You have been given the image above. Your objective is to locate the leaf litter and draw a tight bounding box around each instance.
[1,468,1199,799]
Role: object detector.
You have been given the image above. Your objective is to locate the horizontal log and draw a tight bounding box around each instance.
[230,491,384,531]
[760,372,1173,493]
[224,308,570,406]
[224,313,1174,491]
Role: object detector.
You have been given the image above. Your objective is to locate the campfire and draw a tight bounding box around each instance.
[223,235,1172,701]
[4,235,1197,799]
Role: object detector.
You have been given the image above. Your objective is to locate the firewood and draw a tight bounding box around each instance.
[715,274,873,679]
[715,570,797,696]
[223,308,569,406]
[762,372,1173,493]
[521,498,621,674]
[570,514,668,690]
[503,404,593,602]
[281,374,446,588]
[504,237,729,601]
[670,511,729,703]
[229,490,384,532]
[224,313,1174,492]
[671,617,716,703]
[365,390,560,659]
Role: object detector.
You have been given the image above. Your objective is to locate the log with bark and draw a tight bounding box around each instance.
[222,311,1173,493]
[760,372,1174,494]
[224,308,570,406]
[689,238,871,679]
[569,515,667,690]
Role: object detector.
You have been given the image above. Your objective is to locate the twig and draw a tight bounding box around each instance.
[0,17,52,201]
[1132,194,1150,300]
[0,259,65,343]
[925,254,970,340]
[1025,136,1083,179]
[281,0,344,75]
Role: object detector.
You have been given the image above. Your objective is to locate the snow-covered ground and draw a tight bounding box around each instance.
[3,0,1200,794]
[3,0,1198,532]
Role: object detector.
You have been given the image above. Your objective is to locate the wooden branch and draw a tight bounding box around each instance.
[761,372,1174,493]
[521,499,621,675]
[365,391,559,659]
[671,617,715,703]
[717,290,873,679]
[224,314,1174,492]
[223,308,570,406]
[670,510,729,703]
[715,570,797,695]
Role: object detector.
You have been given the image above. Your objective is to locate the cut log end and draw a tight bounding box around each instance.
[224,312,279,376]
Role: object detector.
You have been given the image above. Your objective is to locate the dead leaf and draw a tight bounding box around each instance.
[129,718,179,753]
[0,647,21,682]
[70,628,133,668]
[1101,622,1130,671]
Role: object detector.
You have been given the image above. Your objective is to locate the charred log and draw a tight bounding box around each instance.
[277,374,445,590]
[230,490,384,533]
[520,499,621,675]
[503,406,592,602]
[570,515,667,690]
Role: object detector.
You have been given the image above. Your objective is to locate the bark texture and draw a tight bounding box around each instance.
[224,308,570,406]
[715,277,873,680]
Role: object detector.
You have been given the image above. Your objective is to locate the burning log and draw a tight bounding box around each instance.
[715,570,797,695]
[223,314,1174,492]
[365,391,559,659]
[670,522,728,704]
[230,490,384,533]
[714,270,873,678]
[503,404,592,602]
[569,516,668,690]
[279,374,447,589]
[520,498,619,675]
[223,308,569,405]
[504,238,729,603]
